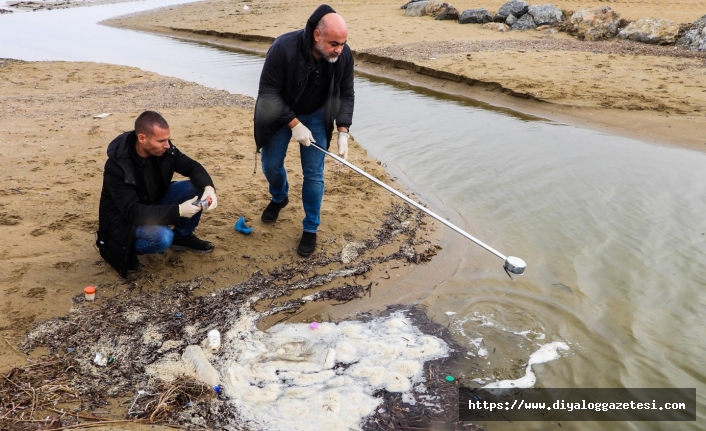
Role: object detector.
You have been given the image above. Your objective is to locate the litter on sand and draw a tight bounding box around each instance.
[235,216,254,234]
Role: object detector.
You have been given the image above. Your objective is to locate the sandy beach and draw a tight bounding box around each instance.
[0,58,443,369]
[106,0,706,151]
[3,0,706,427]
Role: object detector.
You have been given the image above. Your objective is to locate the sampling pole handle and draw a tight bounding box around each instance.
[311,145,507,261]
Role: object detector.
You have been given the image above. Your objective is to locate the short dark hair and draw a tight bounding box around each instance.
[135,111,169,136]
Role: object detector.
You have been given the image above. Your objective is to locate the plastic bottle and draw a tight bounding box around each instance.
[206,329,221,353]
[182,345,221,393]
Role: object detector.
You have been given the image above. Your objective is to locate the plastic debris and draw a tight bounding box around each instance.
[309,322,319,330]
[175,312,183,319]
[235,216,254,234]
[206,329,221,353]
[445,375,455,382]
[93,352,107,366]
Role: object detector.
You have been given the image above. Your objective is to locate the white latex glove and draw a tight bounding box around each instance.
[291,122,315,147]
[337,131,350,160]
[201,186,218,211]
[178,196,202,218]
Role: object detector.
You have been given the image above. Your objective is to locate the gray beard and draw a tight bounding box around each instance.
[315,44,339,63]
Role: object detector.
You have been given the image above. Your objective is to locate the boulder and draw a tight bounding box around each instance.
[618,17,679,45]
[405,1,430,16]
[496,0,529,20]
[482,22,511,32]
[400,0,427,9]
[568,6,621,40]
[528,4,563,26]
[459,8,493,24]
[512,13,537,30]
[677,14,706,51]
[425,0,459,20]
[506,14,518,26]
[436,7,459,20]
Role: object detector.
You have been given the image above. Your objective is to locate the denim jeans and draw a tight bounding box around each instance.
[134,180,203,255]
[260,107,327,233]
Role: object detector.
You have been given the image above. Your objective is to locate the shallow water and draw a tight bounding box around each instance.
[2,3,704,429]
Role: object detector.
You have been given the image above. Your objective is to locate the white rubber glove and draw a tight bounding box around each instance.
[291,122,315,147]
[337,131,350,160]
[178,196,202,218]
[201,186,218,211]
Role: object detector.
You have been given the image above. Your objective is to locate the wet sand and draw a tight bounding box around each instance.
[105,0,706,152]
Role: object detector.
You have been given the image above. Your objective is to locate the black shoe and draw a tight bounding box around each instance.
[261,197,289,222]
[297,232,317,257]
[170,234,215,253]
[127,256,143,273]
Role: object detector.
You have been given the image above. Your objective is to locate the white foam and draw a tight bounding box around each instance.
[220,310,449,431]
[482,342,570,389]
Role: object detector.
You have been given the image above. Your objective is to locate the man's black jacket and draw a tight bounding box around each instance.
[253,4,354,151]
[97,131,214,278]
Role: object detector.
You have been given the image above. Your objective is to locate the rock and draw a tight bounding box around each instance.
[400,0,427,9]
[618,17,680,45]
[528,4,563,26]
[512,13,537,30]
[506,14,518,26]
[435,8,459,20]
[496,0,528,20]
[425,0,459,20]
[459,8,493,24]
[482,22,511,32]
[425,0,443,15]
[405,1,430,16]
[677,14,706,51]
[568,6,621,41]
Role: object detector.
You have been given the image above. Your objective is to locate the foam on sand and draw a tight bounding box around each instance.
[220,310,449,431]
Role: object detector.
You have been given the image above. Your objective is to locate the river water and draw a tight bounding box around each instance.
[1,2,704,429]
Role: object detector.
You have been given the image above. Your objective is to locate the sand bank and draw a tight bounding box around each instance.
[105,0,706,152]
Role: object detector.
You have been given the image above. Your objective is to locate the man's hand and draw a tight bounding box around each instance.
[337,131,350,160]
[201,186,218,211]
[178,196,202,218]
[291,122,315,147]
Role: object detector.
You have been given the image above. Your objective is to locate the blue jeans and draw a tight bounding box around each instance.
[261,108,327,233]
[134,180,203,255]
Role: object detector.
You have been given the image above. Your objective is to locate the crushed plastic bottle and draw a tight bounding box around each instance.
[182,345,221,394]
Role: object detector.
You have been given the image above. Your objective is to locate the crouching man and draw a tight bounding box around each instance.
[97,110,218,278]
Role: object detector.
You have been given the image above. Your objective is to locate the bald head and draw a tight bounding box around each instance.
[313,13,348,63]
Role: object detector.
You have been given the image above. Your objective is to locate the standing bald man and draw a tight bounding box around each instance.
[254,4,354,256]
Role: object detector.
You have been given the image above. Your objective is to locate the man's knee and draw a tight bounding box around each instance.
[154,227,175,252]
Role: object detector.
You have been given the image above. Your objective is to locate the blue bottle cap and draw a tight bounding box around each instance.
[213,385,221,394]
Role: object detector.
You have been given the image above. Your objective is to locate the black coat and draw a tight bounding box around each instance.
[253,4,355,151]
[97,131,214,278]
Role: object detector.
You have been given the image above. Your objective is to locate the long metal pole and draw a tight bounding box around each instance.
[312,145,507,260]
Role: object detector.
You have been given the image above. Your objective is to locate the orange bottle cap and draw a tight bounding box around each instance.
[84,286,96,294]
